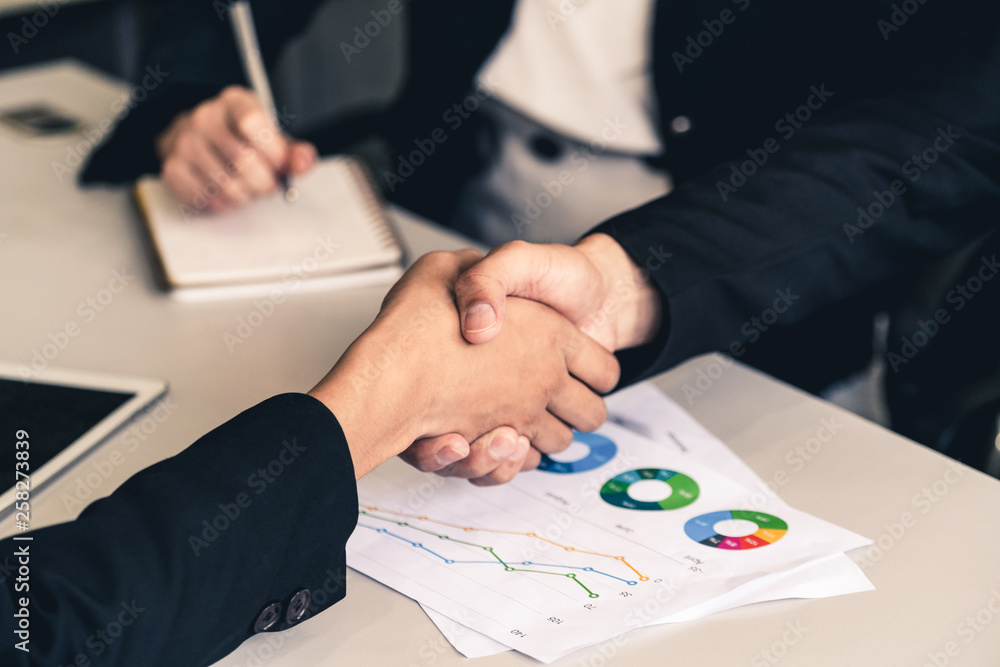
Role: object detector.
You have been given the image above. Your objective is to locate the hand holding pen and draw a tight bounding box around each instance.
[154,5,317,211]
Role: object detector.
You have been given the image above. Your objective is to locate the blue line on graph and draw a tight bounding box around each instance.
[358,523,637,584]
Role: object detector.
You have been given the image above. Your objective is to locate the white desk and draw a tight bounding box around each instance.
[2,61,999,667]
[0,0,99,19]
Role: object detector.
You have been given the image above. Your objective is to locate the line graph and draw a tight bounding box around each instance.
[359,506,649,598]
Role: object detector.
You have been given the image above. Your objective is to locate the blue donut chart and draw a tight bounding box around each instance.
[537,432,618,474]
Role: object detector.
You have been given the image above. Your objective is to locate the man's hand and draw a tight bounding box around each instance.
[399,235,663,484]
[455,235,663,351]
[308,250,620,479]
[156,86,317,212]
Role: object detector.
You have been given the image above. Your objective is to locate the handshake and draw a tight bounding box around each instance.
[307,234,663,485]
[155,86,664,486]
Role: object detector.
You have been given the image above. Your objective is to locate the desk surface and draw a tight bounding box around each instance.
[2,61,999,667]
[0,0,98,19]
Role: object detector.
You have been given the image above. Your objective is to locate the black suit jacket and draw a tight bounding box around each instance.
[0,394,358,666]
[83,0,1000,384]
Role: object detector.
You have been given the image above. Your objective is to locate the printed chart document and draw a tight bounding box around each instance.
[347,384,871,663]
[418,383,874,658]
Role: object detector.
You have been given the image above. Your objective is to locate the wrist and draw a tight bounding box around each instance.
[308,330,424,479]
[576,233,663,350]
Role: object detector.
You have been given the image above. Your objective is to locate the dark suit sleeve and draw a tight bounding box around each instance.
[0,393,358,667]
[80,0,326,184]
[596,21,1000,384]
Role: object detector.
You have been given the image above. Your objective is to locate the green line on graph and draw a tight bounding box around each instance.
[358,509,616,598]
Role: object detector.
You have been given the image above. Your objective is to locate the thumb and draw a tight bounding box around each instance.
[454,241,550,344]
[288,141,318,175]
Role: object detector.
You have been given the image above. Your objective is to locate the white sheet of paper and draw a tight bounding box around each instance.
[347,387,871,663]
[418,384,873,658]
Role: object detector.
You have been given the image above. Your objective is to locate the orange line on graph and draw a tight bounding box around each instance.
[359,504,649,581]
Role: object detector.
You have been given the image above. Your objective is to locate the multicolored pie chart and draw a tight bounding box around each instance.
[684,510,788,550]
[599,468,700,510]
[538,432,618,474]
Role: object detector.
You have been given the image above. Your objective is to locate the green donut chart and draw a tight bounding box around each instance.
[599,469,699,510]
[684,510,788,550]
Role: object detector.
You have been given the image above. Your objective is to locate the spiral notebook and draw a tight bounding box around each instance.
[134,156,404,301]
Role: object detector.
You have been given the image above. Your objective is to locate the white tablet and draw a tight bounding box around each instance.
[0,362,168,513]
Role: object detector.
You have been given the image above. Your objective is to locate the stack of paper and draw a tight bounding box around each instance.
[347,383,873,662]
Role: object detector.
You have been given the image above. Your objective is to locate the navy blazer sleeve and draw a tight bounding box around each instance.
[0,393,358,666]
[596,19,1000,384]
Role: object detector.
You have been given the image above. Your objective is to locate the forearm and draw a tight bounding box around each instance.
[593,22,1000,383]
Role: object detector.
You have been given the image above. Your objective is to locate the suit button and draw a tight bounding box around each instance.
[253,602,282,633]
[669,115,692,135]
[528,133,563,161]
[285,589,312,624]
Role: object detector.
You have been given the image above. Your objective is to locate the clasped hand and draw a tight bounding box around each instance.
[309,249,621,481]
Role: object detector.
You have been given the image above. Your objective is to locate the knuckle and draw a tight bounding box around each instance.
[161,157,181,180]
[189,105,213,128]
[173,132,197,156]
[501,239,531,255]
[220,85,246,102]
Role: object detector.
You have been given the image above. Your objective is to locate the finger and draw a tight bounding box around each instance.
[525,413,574,455]
[231,143,280,197]
[185,134,254,208]
[288,141,318,175]
[407,249,487,289]
[398,433,470,473]
[222,86,290,171]
[469,435,532,486]
[546,378,608,434]
[563,327,621,394]
[520,441,541,471]
[436,427,523,479]
[455,241,601,345]
[162,157,218,211]
[208,129,280,197]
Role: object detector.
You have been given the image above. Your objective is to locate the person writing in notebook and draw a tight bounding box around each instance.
[0,249,619,666]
